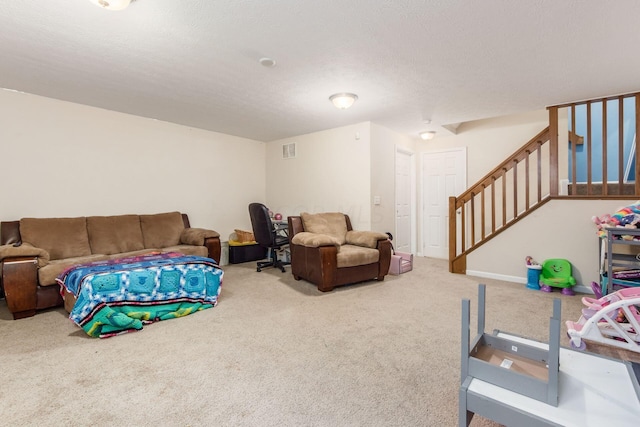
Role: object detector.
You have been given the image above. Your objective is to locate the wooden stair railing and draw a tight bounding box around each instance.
[449,92,640,274]
[449,127,552,273]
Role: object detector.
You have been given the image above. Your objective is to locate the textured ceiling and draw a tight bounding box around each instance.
[1,1,639,142]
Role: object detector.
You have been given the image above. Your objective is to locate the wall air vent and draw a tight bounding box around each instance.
[282,142,296,159]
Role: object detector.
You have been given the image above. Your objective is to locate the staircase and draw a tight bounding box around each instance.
[449,92,640,273]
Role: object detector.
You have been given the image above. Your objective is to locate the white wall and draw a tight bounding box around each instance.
[0,90,265,241]
[265,122,415,233]
[265,122,372,230]
[467,199,634,290]
[370,123,416,234]
[417,110,549,184]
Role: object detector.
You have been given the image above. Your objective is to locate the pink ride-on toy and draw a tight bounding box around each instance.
[539,258,577,295]
[566,287,640,352]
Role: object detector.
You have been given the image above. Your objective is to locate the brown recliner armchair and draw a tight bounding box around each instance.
[287,212,392,292]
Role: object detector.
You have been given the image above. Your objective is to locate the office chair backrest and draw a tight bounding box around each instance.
[248,203,275,248]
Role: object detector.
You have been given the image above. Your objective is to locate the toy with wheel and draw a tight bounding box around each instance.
[566,287,640,352]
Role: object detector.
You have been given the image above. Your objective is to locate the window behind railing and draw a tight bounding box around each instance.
[563,93,639,196]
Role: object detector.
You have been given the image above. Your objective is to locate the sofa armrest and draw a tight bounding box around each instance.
[291,232,341,248]
[0,243,50,267]
[180,228,221,246]
[345,230,389,249]
[2,256,39,319]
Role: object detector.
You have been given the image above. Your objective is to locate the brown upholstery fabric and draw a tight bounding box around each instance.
[140,212,184,249]
[38,254,111,286]
[87,215,144,255]
[300,212,348,245]
[0,243,50,266]
[336,244,380,268]
[291,232,341,248]
[161,245,208,257]
[105,249,161,260]
[20,217,91,261]
[345,230,389,249]
[180,228,220,246]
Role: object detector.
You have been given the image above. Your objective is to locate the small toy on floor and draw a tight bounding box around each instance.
[525,256,542,290]
[539,258,576,296]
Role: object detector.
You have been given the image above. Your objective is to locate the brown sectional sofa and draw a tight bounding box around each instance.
[0,211,221,319]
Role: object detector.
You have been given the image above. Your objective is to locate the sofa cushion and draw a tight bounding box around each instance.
[87,215,145,255]
[38,254,112,286]
[140,212,184,249]
[161,245,208,258]
[336,244,380,268]
[20,217,92,261]
[105,249,160,260]
[291,232,341,248]
[345,230,389,249]
[300,212,348,245]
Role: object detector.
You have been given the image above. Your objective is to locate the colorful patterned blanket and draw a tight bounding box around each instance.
[57,252,223,338]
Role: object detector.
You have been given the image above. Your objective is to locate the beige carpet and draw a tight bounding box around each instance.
[0,257,626,426]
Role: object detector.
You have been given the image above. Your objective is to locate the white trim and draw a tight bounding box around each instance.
[466,269,592,294]
[394,147,417,254]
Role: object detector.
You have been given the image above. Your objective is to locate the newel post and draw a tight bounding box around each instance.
[548,106,559,196]
[449,196,456,272]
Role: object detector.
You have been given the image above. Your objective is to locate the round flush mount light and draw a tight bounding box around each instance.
[259,57,277,68]
[420,131,436,140]
[329,93,358,110]
[89,0,132,10]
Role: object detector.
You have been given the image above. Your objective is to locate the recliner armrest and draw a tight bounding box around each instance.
[345,230,389,249]
[291,232,341,248]
[180,228,221,246]
[0,243,50,267]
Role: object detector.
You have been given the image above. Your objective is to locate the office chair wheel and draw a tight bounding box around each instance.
[256,267,261,272]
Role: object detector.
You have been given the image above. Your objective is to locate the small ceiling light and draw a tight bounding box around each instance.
[329,93,358,110]
[89,0,132,11]
[420,131,436,140]
[259,57,276,68]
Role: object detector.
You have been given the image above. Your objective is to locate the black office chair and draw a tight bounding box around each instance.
[248,203,290,273]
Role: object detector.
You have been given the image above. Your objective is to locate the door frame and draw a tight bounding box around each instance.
[395,147,416,254]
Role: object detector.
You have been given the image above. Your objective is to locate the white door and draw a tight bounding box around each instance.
[395,149,413,253]
[422,148,466,259]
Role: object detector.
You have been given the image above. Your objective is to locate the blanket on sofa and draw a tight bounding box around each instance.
[56,252,223,338]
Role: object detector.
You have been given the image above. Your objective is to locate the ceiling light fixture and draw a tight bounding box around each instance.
[420,131,436,140]
[329,93,358,110]
[259,57,276,68]
[89,0,132,11]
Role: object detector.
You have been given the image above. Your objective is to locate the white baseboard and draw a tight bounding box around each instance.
[465,269,593,294]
